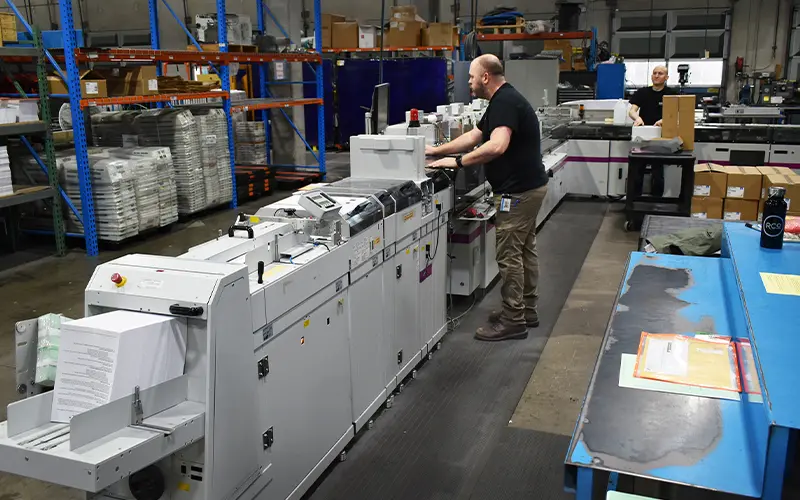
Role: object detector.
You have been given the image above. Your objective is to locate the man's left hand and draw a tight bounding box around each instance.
[654,119,663,127]
[429,157,458,169]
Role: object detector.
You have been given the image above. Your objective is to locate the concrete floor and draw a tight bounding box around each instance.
[0,178,638,499]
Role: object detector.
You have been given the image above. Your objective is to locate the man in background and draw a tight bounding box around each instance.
[428,54,547,342]
[628,65,677,197]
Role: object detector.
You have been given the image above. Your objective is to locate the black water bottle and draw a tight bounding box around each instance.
[761,186,788,249]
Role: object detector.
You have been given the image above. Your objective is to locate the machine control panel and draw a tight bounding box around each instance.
[299,192,342,221]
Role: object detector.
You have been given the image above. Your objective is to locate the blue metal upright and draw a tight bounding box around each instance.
[256,0,271,164]
[314,0,325,176]
[148,0,161,75]
[218,0,238,208]
[58,0,98,256]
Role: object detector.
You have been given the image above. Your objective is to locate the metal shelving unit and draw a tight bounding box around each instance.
[6,0,325,256]
[0,32,66,256]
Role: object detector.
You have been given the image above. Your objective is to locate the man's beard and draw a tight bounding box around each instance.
[472,84,487,99]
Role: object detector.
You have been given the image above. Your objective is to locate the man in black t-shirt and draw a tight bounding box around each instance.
[428,54,547,342]
[628,65,677,197]
[628,65,677,126]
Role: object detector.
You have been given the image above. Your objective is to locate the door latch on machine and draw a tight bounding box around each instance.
[263,427,274,449]
[258,356,270,379]
[396,265,402,279]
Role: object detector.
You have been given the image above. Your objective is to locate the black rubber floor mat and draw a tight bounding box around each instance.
[468,427,574,500]
[306,201,607,500]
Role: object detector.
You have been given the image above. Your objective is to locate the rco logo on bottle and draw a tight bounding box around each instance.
[763,216,784,237]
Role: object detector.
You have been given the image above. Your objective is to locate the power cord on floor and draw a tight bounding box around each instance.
[447,296,476,332]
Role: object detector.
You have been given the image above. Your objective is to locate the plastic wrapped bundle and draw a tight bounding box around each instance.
[35,313,72,386]
[191,108,233,205]
[60,155,140,241]
[134,109,207,215]
[110,146,179,227]
[193,112,222,207]
[0,146,12,196]
[104,149,160,231]
[235,121,267,165]
[91,110,140,147]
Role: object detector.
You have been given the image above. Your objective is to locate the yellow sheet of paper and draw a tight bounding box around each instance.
[760,272,800,296]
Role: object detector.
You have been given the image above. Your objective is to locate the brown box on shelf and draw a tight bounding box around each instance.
[332,21,359,49]
[391,5,418,21]
[661,95,695,150]
[723,166,763,200]
[762,174,800,213]
[691,197,723,219]
[48,70,108,98]
[693,163,727,198]
[387,20,424,47]
[544,40,572,71]
[723,198,759,221]
[102,66,160,96]
[422,23,454,47]
[321,13,346,48]
[0,13,17,43]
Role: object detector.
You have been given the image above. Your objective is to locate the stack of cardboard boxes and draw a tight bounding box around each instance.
[692,163,800,221]
[661,95,696,150]
[323,6,454,50]
[48,67,160,99]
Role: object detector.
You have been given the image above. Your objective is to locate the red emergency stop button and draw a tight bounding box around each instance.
[110,273,127,287]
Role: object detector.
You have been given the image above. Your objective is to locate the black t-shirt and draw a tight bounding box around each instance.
[477,83,547,194]
[629,86,678,125]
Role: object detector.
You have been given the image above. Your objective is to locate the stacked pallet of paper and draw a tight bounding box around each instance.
[60,155,140,241]
[190,108,233,206]
[134,109,207,216]
[0,146,12,196]
[235,121,267,165]
[110,147,179,227]
[102,149,161,232]
[91,111,140,147]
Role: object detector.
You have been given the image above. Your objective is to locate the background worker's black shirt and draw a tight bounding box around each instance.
[477,83,547,194]
[629,86,678,125]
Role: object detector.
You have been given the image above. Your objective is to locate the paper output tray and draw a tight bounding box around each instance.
[0,375,203,492]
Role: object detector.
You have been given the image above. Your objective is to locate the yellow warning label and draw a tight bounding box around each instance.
[374,237,381,246]
[249,216,260,224]
[178,483,191,492]
[403,210,415,222]
[303,318,310,328]
[406,248,410,254]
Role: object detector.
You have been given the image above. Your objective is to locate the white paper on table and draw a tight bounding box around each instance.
[641,336,689,376]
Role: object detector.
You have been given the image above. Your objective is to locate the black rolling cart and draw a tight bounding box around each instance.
[625,150,695,231]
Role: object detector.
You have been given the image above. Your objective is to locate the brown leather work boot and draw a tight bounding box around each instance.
[488,310,540,328]
[475,322,528,341]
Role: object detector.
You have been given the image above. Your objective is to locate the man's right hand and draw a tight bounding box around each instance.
[633,117,644,127]
[425,144,438,156]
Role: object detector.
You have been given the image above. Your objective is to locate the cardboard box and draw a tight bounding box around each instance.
[321,13,346,48]
[102,66,159,96]
[391,5,418,21]
[757,166,796,177]
[723,166,763,200]
[762,173,800,212]
[388,20,424,47]
[691,197,723,219]
[693,163,727,198]
[422,23,455,47]
[723,198,759,221]
[332,21,359,49]
[544,40,573,72]
[359,25,378,48]
[48,70,108,98]
[661,95,695,150]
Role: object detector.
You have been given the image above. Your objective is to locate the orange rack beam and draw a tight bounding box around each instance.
[476,31,593,41]
[322,46,454,53]
[80,91,228,109]
[231,98,323,112]
[75,48,321,64]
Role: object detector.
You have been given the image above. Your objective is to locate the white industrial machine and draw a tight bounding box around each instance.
[0,138,453,500]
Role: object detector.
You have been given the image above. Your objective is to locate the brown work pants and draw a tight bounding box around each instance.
[494,185,548,326]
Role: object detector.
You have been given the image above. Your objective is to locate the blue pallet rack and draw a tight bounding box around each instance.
[5,0,326,256]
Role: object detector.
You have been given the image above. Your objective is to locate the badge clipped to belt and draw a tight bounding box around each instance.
[499,194,512,213]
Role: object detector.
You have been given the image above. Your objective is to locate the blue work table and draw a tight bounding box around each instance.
[565,223,800,499]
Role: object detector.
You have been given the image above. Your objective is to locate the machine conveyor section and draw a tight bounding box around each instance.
[0,375,204,493]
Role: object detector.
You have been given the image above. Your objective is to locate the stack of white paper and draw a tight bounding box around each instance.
[0,146,13,196]
[51,310,188,423]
